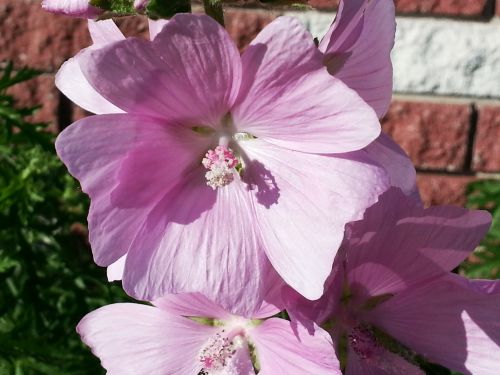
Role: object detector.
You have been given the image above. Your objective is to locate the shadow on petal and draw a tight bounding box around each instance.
[241,158,280,209]
[324,51,353,76]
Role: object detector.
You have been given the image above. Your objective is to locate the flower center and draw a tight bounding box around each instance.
[198,330,246,375]
[202,145,240,190]
[348,326,382,360]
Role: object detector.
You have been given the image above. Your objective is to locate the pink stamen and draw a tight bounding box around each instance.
[202,146,238,169]
[202,146,239,189]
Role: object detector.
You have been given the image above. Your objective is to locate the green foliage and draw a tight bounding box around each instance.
[0,63,129,374]
[462,179,500,279]
[146,0,191,19]
[90,0,135,15]
[89,0,191,18]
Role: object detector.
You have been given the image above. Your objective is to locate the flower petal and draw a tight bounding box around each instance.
[41,0,101,18]
[283,266,344,328]
[241,139,389,300]
[233,16,380,154]
[470,279,500,294]
[320,0,396,118]
[107,254,126,282]
[344,188,491,297]
[250,318,341,374]
[153,293,232,321]
[80,14,241,125]
[88,19,125,46]
[363,133,419,200]
[55,114,205,266]
[55,20,124,115]
[148,19,169,40]
[55,49,124,115]
[346,345,424,375]
[367,274,500,375]
[122,174,279,317]
[228,344,257,375]
[77,303,216,374]
[134,0,149,10]
[251,271,287,319]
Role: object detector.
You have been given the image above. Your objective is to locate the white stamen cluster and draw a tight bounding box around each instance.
[205,165,235,190]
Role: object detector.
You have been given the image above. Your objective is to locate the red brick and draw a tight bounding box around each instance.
[382,100,472,172]
[473,104,500,172]
[0,1,152,73]
[225,10,277,50]
[497,0,500,18]
[115,15,149,38]
[0,0,90,72]
[7,73,59,132]
[307,0,492,17]
[394,0,491,17]
[416,173,476,207]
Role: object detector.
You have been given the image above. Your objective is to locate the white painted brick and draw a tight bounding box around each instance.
[285,11,500,99]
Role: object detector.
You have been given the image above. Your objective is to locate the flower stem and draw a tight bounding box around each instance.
[203,0,225,27]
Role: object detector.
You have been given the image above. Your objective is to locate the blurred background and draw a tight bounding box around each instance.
[0,0,499,373]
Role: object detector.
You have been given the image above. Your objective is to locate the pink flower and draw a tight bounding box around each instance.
[55,18,168,116]
[77,292,341,374]
[321,0,418,199]
[134,0,148,10]
[41,0,102,18]
[55,18,166,283]
[55,13,390,315]
[285,188,499,374]
[321,0,395,119]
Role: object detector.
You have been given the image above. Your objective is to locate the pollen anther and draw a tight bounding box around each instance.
[202,146,239,189]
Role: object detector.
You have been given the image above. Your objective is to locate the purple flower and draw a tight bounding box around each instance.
[321,0,418,199]
[55,13,390,315]
[41,0,102,18]
[285,188,499,374]
[77,292,341,374]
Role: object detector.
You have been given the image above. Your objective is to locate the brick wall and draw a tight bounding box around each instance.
[1,0,499,207]
[310,0,496,18]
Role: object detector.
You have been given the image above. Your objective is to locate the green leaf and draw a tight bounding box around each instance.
[462,179,500,279]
